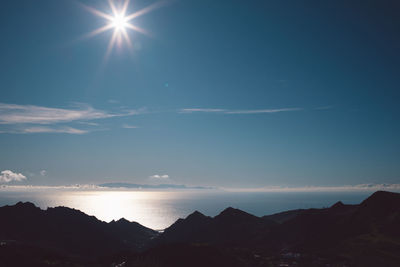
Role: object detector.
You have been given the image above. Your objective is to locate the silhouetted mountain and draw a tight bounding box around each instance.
[359,190,400,215]
[155,211,210,244]
[157,210,212,243]
[156,207,275,247]
[0,202,158,259]
[1,191,400,266]
[215,207,259,222]
[348,190,400,238]
[154,191,400,266]
[262,208,305,223]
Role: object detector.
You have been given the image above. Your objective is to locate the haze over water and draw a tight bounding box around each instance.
[0,188,376,229]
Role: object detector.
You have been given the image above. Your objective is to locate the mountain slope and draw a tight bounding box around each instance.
[154,191,400,266]
[156,207,276,246]
[1,191,400,266]
[0,202,158,258]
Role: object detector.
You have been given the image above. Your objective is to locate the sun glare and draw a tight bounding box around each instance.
[111,14,128,31]
[83,0,167,58]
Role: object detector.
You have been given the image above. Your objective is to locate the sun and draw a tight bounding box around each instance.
[83,0,166,58]
[111,14,128,32]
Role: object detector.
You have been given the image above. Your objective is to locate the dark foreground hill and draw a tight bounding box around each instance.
[0,202,158,259]
[0,191,400,267]
[150,191,400,266]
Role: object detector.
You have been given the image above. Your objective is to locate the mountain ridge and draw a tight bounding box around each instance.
[0,201,158,258]
[1,191,400,266]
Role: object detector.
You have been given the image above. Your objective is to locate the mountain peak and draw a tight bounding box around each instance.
[359,191,400,215]
[330,201,345,209]
[116,218,130,224]
[15,201,36,207]
[216,207,258,221]
[186,210,206,219]
[361,191,400,206]
[14,201,39,210]
[219,207,239,214]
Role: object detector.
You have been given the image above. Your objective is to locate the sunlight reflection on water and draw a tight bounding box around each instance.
[0,188,374,229]
[43,190,192,230]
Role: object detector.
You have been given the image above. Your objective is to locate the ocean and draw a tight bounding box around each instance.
[0,188,375,230]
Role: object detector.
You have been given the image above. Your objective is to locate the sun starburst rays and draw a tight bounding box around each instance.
[83,0,163,57]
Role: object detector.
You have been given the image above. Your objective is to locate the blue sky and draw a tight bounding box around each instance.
[0,0,399,187]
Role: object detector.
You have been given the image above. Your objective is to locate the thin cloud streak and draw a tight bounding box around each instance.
[0,103,137,125]
[122,124,139,129]
[225,108,302,114]
[179,108,302,114]
[0,126,89,135]
[78,121,99,126]
[179,108,226,113]
[21,126,88,134]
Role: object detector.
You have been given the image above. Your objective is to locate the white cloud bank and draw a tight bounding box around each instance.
[223,184,400,192]
[0,170,27,183]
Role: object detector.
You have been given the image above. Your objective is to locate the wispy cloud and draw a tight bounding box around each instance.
[149,174,170,179]
[40,170,47,176]
[179,108,227,114]
[122,124,139,129]
[225,108,302,114]
[78,121,99,126]
[0,126,88,135]
[24,126,88,134]
[179,108,302,114]
[0,170,27,183]
[0,103,137,125]
[0,103,142,134]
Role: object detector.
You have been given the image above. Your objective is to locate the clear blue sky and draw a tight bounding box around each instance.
[0,0,399,187]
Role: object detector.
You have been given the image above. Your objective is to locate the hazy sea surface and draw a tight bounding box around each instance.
[0,189,375,229]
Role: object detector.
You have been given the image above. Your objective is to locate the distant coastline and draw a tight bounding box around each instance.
[98,183,213,190]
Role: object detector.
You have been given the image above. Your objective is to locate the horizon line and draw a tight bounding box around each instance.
[1,183,400,192]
